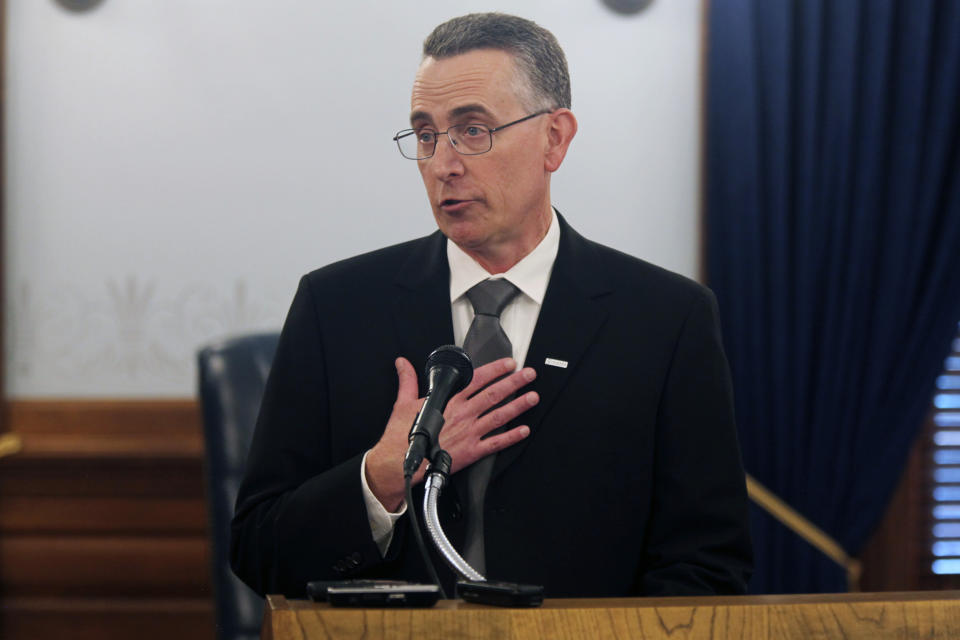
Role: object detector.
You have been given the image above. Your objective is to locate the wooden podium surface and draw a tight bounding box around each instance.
[262,590,960,639]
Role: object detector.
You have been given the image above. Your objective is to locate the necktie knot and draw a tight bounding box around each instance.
[466,278,520,317]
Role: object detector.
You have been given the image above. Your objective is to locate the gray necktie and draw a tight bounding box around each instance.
[461,278,520,573]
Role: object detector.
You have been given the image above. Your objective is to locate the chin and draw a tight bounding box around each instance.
[436,215,478,243]
[443,228,482,249]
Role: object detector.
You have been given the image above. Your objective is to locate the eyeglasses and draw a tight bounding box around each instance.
[393,110,551,160]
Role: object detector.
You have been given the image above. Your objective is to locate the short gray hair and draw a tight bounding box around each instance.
[422,13,571,111]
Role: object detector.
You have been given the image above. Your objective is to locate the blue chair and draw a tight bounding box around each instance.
[197,332,280,640]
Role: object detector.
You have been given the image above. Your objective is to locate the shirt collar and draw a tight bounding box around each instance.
[447,208,560,305]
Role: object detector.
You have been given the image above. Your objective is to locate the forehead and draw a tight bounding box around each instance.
[410,49,523,124]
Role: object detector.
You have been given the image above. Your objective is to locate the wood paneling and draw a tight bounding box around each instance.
[263,592,960,640]
[0,399,215,638]
[5,398,201,432]
[1,598,214,640]
[0,457,205,497]
[0,496,205,533]
[1,536,210,597]
[859,427,926,591]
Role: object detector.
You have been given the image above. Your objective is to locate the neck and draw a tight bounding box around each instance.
[465,206,552,274]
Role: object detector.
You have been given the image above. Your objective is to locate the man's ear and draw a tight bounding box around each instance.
[544,109,578,173]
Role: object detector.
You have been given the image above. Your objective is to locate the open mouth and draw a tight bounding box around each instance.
[440,199,473,211]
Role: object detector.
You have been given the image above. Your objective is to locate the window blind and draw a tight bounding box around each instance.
[931,324,960,574]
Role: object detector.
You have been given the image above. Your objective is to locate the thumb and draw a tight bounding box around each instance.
[394,357,419,403]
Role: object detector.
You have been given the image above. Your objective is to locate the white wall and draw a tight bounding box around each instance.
[4,0,704,397]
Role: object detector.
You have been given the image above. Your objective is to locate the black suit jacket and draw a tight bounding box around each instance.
[230,215,752,598]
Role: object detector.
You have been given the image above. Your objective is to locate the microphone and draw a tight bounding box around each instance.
[402,345,473,477]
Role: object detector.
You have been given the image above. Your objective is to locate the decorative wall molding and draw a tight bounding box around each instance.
[6,277,286,396]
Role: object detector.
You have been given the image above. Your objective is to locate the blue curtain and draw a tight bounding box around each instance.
[706,0,960,593]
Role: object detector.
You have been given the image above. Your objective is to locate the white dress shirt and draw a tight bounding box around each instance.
[361,209,561,556]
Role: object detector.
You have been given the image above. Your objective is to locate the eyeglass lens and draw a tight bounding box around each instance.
[398,125,492,159]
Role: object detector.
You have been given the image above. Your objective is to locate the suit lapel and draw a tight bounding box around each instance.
[492,217,612,478]
[388,221,614,481]
[390,232,455,394]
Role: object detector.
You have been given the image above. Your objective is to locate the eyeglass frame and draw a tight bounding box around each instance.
[392,110,552,160]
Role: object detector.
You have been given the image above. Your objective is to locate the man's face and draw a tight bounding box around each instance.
[410,49,552,264]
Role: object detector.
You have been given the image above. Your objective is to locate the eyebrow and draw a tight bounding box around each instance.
[449,104,494,120]
[409,104,495,127]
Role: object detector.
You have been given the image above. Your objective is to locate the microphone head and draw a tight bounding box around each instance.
[425,345,473,394]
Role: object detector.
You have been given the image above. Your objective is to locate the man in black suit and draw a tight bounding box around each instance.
[231,12,751,598]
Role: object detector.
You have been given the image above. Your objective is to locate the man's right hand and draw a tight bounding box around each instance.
[365,356,539,512]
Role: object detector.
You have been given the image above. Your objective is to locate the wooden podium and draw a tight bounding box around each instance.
[262,590,960,639]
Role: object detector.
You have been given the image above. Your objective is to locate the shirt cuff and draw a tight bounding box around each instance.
[360,450,407,557]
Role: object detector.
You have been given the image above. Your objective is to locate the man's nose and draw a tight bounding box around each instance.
[429,134,465,178]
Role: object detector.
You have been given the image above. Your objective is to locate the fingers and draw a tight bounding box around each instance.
[461,357,519,396]
[434,358,539,473]
[473,389,539,437]
[394,357,419,404]
[447,424,532,474]
[476,425,531,457]
[462,364,537,418]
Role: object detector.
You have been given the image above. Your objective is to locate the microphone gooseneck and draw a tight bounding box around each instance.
[423,451,486,582]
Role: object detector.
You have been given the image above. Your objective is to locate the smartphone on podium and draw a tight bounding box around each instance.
[306,579,440,607]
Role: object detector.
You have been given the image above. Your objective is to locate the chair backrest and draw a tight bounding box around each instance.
[197,332,280,640]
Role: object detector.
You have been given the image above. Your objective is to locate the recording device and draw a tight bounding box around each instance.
[456,580,544,607]
[307,580,441,607]
[402,345,473,477]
